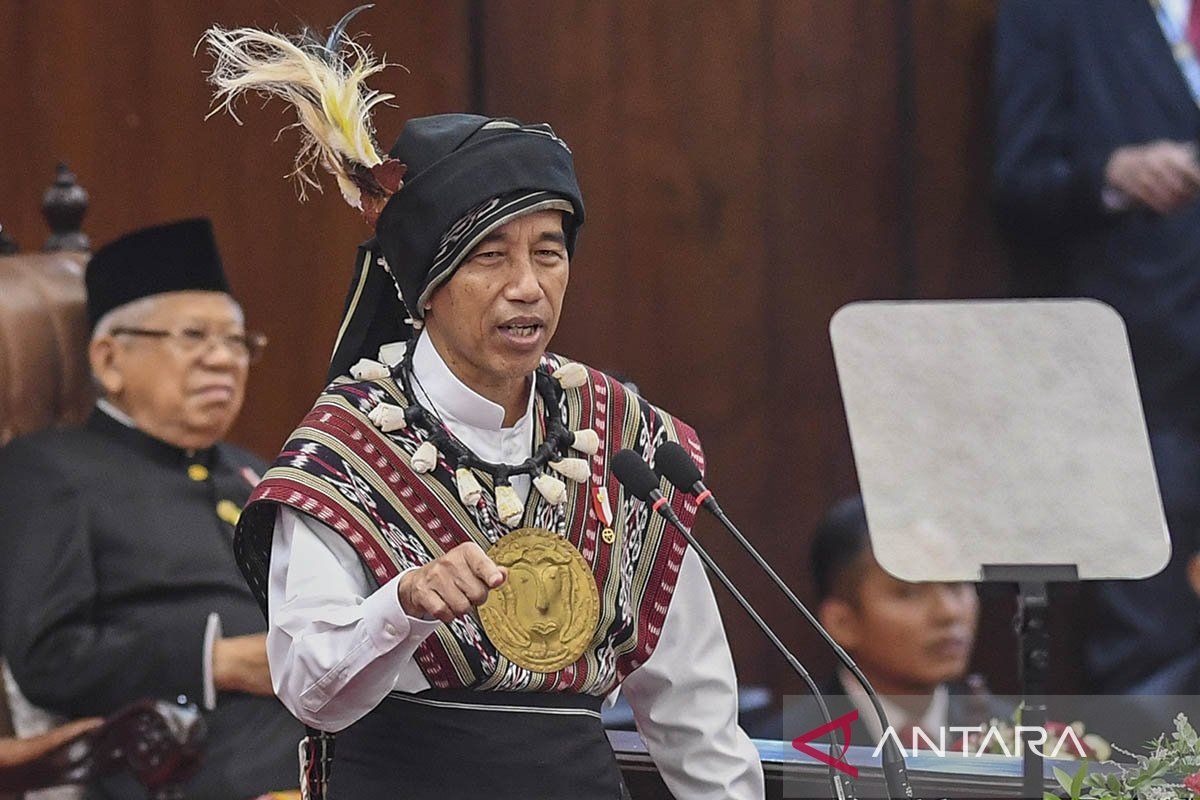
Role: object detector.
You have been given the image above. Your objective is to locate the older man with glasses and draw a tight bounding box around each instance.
[0,219,301,799]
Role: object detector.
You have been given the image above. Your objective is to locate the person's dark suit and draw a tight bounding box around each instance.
[0,410,302,799]
[994,0,1200,693]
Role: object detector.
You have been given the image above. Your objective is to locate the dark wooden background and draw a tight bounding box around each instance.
[3,0,1072,713]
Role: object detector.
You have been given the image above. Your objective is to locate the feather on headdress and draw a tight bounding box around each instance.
[202,4,406,224]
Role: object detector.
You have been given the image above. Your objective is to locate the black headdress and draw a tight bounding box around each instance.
[202,10,585,382]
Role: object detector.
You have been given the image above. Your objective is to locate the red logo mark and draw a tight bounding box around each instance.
[791,709,859,778]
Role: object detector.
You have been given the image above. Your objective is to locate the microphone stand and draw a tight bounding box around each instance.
[612,451,856,800]
[705,491,913,798]
[654,443,916,799]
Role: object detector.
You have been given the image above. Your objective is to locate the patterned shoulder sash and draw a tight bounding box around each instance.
[235,356,705,696]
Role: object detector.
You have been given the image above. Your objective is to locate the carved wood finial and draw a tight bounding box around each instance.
[41,164,90,253]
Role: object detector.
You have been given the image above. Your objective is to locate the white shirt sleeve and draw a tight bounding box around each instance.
[620,547,765,799]
[267,507,440,732]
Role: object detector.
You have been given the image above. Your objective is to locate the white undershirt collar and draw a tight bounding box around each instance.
[96,397,136,428]
[409,333,536,434]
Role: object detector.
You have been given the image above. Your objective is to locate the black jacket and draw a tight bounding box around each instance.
[0,409,301,799]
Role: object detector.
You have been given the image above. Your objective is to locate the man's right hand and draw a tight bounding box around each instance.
[1105,140,1200,215]
[397,542,507,623]
[212,634,274,697]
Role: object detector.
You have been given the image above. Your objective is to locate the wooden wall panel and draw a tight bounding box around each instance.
[760,0,908,694]
[910,0,1007,300]
[479,0,923,692]
[0,0,472,458]
[480,0,1022,699]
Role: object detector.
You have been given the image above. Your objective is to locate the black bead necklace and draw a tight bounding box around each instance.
[393,338,576,491]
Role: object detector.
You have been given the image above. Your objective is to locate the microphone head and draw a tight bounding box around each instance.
[611,449,661,503]
[654,441,703,490]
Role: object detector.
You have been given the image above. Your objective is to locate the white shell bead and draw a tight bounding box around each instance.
[553,362,588,389]
[549,457,590,483]
[367,403,407,432]
[411,441,439,473]
[533,474,568,505]
[570,429,600,455]
[377,340,409,365]
[495,485,524,526]
[455,468,483,506]
[350,358,390,381]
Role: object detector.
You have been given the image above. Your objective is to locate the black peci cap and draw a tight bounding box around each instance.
[86,218,230,329]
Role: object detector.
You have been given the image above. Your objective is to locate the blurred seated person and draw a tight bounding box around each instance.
[756,496,1000,745]
[0,220,301,799]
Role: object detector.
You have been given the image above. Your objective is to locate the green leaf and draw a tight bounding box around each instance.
[1070,763,1085,799]
[1174,713,1200,754]
[1053,766,1075,795]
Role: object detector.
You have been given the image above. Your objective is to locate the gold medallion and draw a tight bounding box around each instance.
[479,527,599,673]
[601,527,615,544]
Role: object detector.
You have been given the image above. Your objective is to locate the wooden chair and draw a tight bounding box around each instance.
[0,165,92,800]
[0,164,93,447]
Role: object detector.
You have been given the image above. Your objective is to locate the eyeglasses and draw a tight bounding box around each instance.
[110,326,269,363]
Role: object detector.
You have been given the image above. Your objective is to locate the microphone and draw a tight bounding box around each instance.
[610,450,856,800]
[653,442,915,800]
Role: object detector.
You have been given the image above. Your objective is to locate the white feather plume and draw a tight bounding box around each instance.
[201,6,401,212]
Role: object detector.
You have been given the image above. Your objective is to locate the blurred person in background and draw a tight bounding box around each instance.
[0,220,301,799]
[994,0,1200,693]
[754,496,999,745]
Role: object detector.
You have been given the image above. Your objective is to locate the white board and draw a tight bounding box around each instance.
[830,299,1170,582]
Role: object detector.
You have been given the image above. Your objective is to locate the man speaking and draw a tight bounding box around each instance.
[205,10,763,800]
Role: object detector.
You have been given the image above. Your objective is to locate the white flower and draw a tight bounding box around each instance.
[1082,733,1111,762]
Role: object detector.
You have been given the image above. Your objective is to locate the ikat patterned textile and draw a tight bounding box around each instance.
[235,355,705,696]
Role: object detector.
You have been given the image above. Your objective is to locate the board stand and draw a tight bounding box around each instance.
[981,564,1079,799]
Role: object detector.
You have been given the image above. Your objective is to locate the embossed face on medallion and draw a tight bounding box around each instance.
[509,546,572,640]
[479,528,599,672]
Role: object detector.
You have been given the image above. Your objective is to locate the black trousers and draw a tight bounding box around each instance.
[331,690,629,799]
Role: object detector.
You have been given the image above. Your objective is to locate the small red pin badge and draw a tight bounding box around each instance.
[592,485,615,544]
